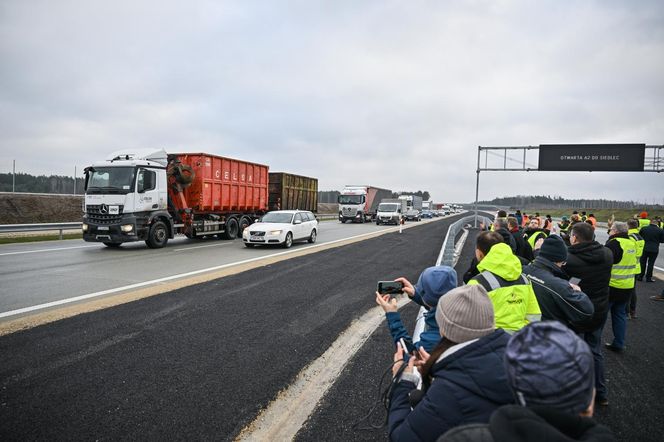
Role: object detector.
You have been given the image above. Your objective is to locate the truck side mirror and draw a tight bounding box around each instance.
[398,209,401,213]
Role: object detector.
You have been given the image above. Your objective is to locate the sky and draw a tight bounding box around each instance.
[1,0,663,204]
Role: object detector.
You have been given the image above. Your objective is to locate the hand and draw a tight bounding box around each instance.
[392,343,416,377]
[413,347,430,371]
[394,277,415,297]
[569,283,581,291]
[534,237,545,251]
[375,292,398,313]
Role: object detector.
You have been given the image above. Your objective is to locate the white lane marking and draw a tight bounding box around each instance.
[655,265,664,272]
[0,226,405,319]
[173,242,234,251]
[0,244,98,257]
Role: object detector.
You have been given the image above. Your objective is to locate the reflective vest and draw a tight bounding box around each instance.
[526,230,548,249]
[639,218,650,228]
[558,221,570,233]
[468,271,540,332]
[609,237,637,289]
[628,229,644,274]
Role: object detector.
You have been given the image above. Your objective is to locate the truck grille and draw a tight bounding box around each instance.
[342,207,355,215]
[86,205,124,225]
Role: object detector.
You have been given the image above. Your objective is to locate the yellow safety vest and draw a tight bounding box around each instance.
[638,218,650,228]
[609,237,637,289]
[526,230,548,249]
[628,228,644,274]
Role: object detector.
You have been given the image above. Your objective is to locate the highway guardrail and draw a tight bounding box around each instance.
[0,222,83,240]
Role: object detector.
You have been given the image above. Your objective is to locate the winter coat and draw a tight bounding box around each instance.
[494,228,517,252]
[639,223,664,253]
[385,267,458,353]
[510,227,534,261]
[523,257,594,329]
[440,405,616,442]
[388,330,513,442]
[563,241,613,333]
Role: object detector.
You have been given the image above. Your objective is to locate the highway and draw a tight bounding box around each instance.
[0,217,451,322]
[0,213,463,440]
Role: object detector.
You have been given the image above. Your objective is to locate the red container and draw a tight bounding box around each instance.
[171,153,268,213]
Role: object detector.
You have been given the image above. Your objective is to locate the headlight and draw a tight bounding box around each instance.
[121,224,134,233]
[243,229,249,238]
[269,230,282,235]
[82,223,88,232]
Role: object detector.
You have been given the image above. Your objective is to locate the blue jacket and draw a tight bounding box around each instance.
[388,330,514,442]
[385,289,440,352]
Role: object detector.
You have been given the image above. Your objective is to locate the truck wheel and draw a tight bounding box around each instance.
[146,221,169,249]
[376,220,381,225]
[239,216,252,236]
[223,217,239,240]
[308,229,317,243]
[359,214,365,224]
[283,232,293,248]
[103,242,122,248]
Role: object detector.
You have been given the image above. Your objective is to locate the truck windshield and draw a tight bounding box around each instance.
[338,195,364,205]
[378,203,399,212]
[261,212,294,223]
[86,167,136,194]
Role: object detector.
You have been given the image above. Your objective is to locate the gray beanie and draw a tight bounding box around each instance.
[505,321,595,415]
[435,285,495,343]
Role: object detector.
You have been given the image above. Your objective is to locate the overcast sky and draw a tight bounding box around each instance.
[1,0,662,204]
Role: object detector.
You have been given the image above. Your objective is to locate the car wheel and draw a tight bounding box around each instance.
[283,232,293,248]
[376,221,381,225]
[308,229,317,243]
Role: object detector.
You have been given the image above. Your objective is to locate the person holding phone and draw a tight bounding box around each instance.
[375,265,457,353]
[388,285,513,441]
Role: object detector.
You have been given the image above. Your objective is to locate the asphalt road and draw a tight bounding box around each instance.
[0,216,451,317]
[0,214,462,440]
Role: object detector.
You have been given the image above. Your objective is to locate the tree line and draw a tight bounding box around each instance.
[481,195,663,209]
[0,173,83,194]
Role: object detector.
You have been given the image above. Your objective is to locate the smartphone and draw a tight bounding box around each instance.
[569,277,581,285]
[399,337,416,355]
[377,281,404,295]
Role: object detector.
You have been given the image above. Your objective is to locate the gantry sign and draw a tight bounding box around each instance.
[473,143,663,224]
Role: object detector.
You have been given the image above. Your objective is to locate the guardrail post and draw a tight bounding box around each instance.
[59,229,63,240]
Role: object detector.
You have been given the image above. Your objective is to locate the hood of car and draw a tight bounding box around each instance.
[248,222,291,232]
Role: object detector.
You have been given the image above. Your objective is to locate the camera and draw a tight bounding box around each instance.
[377,281,404,295]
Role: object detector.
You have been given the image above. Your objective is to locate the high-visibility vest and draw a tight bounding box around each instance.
[526,230,548,249]
[609,237,637,289]
[628,229,644,274]
[468,271,540,332]
[638,218,650,228]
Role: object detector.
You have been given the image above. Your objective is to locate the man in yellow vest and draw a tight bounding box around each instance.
[604,222,638,352]
[467,231,541,333]
[523,218,548,251]
[638,212,650,229]
[626,219,644,319]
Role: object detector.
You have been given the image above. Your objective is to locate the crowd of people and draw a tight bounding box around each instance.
[373,209,664,441]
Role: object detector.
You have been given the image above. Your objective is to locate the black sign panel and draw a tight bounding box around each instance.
[538,144,645,172]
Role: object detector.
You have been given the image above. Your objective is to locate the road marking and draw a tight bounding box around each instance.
[0,244,98,257]
[172,242,235,251]
[0,223,427,320]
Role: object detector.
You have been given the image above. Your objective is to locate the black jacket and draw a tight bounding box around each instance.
[523,257,594,329]
[639,224,664,253]
[563,241,613,333]
[440,405,616,442]
[510,228,534,261]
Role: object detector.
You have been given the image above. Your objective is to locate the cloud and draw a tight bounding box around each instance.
[1,0,663,203]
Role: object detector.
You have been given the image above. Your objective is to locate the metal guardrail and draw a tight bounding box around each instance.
[436,214,493,266]
[0,222,83,240]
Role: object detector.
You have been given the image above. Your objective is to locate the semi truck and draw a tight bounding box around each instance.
[82,149,270,248]
[398,195,423,210]
[268,172,318,212]
[338,185,392,223]
[376,199,407,225]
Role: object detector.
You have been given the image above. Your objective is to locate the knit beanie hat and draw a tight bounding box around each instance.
[415,266,458,308]
[504,321,595,415]
[435,285,494,343]
[538,235,568,263]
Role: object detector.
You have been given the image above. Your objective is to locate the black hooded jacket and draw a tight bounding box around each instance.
[563,241,613,333]
[440,405,616,442]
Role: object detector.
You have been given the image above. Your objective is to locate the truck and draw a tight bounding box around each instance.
[338,185,392,223]
[398,195,423,211]
[422,200,432,210]
[82,149,269,248]
[268,172,318,212]
[375,198,407,225]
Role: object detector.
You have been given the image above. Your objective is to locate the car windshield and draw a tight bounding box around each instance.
[261,212,294,223]
[338,194,364,204]
[85,167,136,194]
[378,203,399,212]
